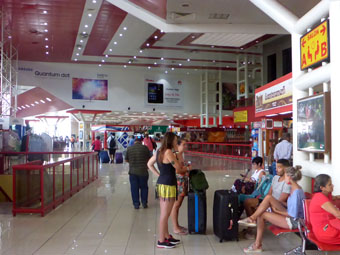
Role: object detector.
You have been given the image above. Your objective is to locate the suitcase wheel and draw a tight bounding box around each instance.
[219,239,223,243]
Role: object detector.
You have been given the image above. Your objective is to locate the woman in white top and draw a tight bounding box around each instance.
[242,157,266,183]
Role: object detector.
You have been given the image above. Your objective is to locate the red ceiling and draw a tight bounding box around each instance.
[2,0,85,62]
[84,1,127,56]
[128,0,167,19]
[17,87,72,118]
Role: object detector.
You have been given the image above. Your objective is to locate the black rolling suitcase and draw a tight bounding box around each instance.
[213,190,239,242]
[188,191,207,234]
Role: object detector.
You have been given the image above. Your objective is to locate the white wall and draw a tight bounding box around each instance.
[18,61,203,114]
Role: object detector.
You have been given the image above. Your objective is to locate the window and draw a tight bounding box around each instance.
[267,54,277,82]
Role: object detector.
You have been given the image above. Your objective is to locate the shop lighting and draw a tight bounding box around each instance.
[211,45,215,48]
[85,25,88,28]
[128,61,131,64]
[148,66,151,69]
[80,40,83,43]
[146,43,150,47]
[21,106,26,109]
[123,27,127,30]
[179,63,182,66]
[165,70,168,74]
[139,50,143,53]
[102,59,105,63]
[212,60,216,63]
[74,59,78,61]
[105,55,108,58]
[124,65,127,68]
[171,68,174,71]
[76,53,79,56]
[26,105,30,108]
[119,33,123,37]
[17,107,21,110]
[46,97,52,102]
[44,29,48,32]
[187,59,190,62]
[43,22,48,26]
[154,36,158,39]
[45,45,49,48]
[142,112,147,114]
[43,10,47,14]
[109,49,112,52]
[35,101,39,104]
[88,13,92,17]
[45,52,49,55]
[92,0,97,3]
[40,100,45,103]
[154,62,157,65]
[266,114,278,117]
[45,38,48,41]
[133,56,136,59]
[226,66,229,68]
[195,69,198,71]
[240,47,244,50]
[160,30,164,33]
[279,111,292,115]
[114,41,117,45]
[187,72,190,75]
[98,64,102,67]
[31,104,35,106]
[78,47,81,50]
[161,57,164,60]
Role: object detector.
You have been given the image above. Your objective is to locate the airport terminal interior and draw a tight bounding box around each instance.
[0,0,340,254]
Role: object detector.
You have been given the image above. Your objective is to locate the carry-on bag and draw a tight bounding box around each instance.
[188,191,207,234]
[213,189,239,242]
[99,151,110,163]
[115,152,123,164]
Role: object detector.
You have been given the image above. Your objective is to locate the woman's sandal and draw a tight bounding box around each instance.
[244,243,263,253]
[238,217,257,227]
[173,227,188,235]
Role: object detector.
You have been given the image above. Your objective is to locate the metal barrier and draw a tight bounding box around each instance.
[186,142,252,160]
[12,152,98,216]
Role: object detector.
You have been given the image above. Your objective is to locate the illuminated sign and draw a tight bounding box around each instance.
[300,20,329,70]
[234,110,248,123]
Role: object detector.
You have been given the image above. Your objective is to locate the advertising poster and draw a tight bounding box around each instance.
[145,77,183,107]
[297,94,327,152]
[234,110,248,123]
[72,78,108,100]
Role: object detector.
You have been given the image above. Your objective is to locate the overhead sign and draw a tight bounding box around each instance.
[300,20,329,70]
[255,73,292,117]
[234,110,248,123]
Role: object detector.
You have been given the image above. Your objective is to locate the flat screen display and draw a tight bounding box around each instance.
[72,78,108,100]
[148,83,164,104]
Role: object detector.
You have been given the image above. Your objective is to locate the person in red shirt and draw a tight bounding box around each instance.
[143,133,155,156]
[310,174,340,245]
[92,136,102,159]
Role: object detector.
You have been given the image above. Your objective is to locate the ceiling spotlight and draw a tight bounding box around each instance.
[43,22,48,26]
[82,31,86,34]
[186,72,190,75]
[146,43,150,47]
[84,24,88,28]
[139,50,143,53]
[46,97,52,102]
[45,38,48,41]
[114,41,117,45]
[109,48,112,52]
[74,58,78,61]
[161,57,164,60]
[211,45,215,48]
[99,64,102,67]
[154,62,157,65]
[171,68,174,71]
[80,40,83,43]
[191,35,195,39]
[212,60,216,62]
[187,58,190,62]
[154,36,158,39]
[40,100,45,103]
[45,52,49,55]
[148,66,151,69]
[105,54,108,58]
[44,29,48,32]
[128,60,131,64]
[43,10,47,14]
[123,27,127,30]
[119,33,123,37]
[133,56,137,59]
[165,70,168,74]
[179,63,182,66]
[102,59,105,62]
[78,47,81,50]
[160,30,164,33]
[88,13,92,17]
[123,65,127,68]
[45,45,49,48]
[240,47,244,50]
[92,0,97,3]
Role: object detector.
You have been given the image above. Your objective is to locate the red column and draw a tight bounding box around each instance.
[104,131,108,149]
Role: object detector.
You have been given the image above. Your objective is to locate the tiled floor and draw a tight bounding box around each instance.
[0,154,339,255]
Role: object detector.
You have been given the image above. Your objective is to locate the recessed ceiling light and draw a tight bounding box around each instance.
[25,104,30,108]
[119,33,123,37]
[114,41,117,45]
[124,65,127,68]
[45,52,49,55]
[46,97,52,102]
[31,104,35,107]
[154,36,158,39]
[211,45,215,48]
[43,10,47,14]
[139,50,143,53]
[45,45,49,48]
[84,24,88,28]
[226,65,229,68]
[212,60,215,62]
[154,62,157,65]
[240,47,244,50]
[78,47,81,50]
[101,59,105,63]
[148,66,151,69]
[128,61,131,64]
[171,68,174,71]
[165,70,168,74]
[44,29,48,32]
[133,56,137,59]
[187,72,190,75]
[179,63,182,66]
[17,107,21,110]
[109,48,112,52]
[74,58,78,61]
[98,64,102,67]
[45,38,48,41]
[105,54,108,58]
[35,101,39,104]
[187,58,190,62]
[146,43,150,47]
[40,100,45,103]
[160,30,164,33]
[80,40,83,43]
[92,0,97,3]
[123,27,127,30]
[256,40,259,43]
[82,31,86,34]
[76,53,79,56]
[161,57,164,60]
[191,35,195,39]
[88,13,92,17]
[43,22,48,26]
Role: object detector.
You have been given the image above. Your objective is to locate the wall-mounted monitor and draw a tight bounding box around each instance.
[297,92,331,153]
[72,78,108,100]
[147,83,164,104]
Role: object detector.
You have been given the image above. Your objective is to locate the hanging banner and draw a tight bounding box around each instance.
[255,73,292,117]
[300,20,330,70]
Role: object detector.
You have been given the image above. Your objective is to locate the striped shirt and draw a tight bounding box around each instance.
[274,140,293,160]
[126,143,151,176]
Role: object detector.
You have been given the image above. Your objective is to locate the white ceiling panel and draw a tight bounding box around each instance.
[192,33,264,47]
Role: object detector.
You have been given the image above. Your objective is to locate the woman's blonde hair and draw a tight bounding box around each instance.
[285,165,302,182]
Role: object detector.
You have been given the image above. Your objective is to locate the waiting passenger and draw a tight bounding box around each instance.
[171,138,190,235]
[241,159,291,239]
[310,174,340,245]
[239,166,305,253]
[147,132,191,249]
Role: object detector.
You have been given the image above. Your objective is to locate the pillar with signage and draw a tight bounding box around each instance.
[79,122,85,151]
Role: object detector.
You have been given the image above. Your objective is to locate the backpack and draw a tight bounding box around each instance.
[189,169,209,193]
[252,175,274,199]
[109,137,116,148]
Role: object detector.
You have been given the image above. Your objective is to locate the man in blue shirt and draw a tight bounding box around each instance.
[128,135,135,147]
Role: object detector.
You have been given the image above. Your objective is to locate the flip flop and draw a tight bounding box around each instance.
[173,229,188,235]
[238,217,257,227]
[180,226,188,232]
[244,243,263,253]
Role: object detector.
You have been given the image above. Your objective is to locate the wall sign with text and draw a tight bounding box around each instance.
[300,20,330,70]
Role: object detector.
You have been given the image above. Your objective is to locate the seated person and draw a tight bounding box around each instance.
[310,174,340,245]
[233,157,265,194]
[242,159,291,239]
[239,166,305,253]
